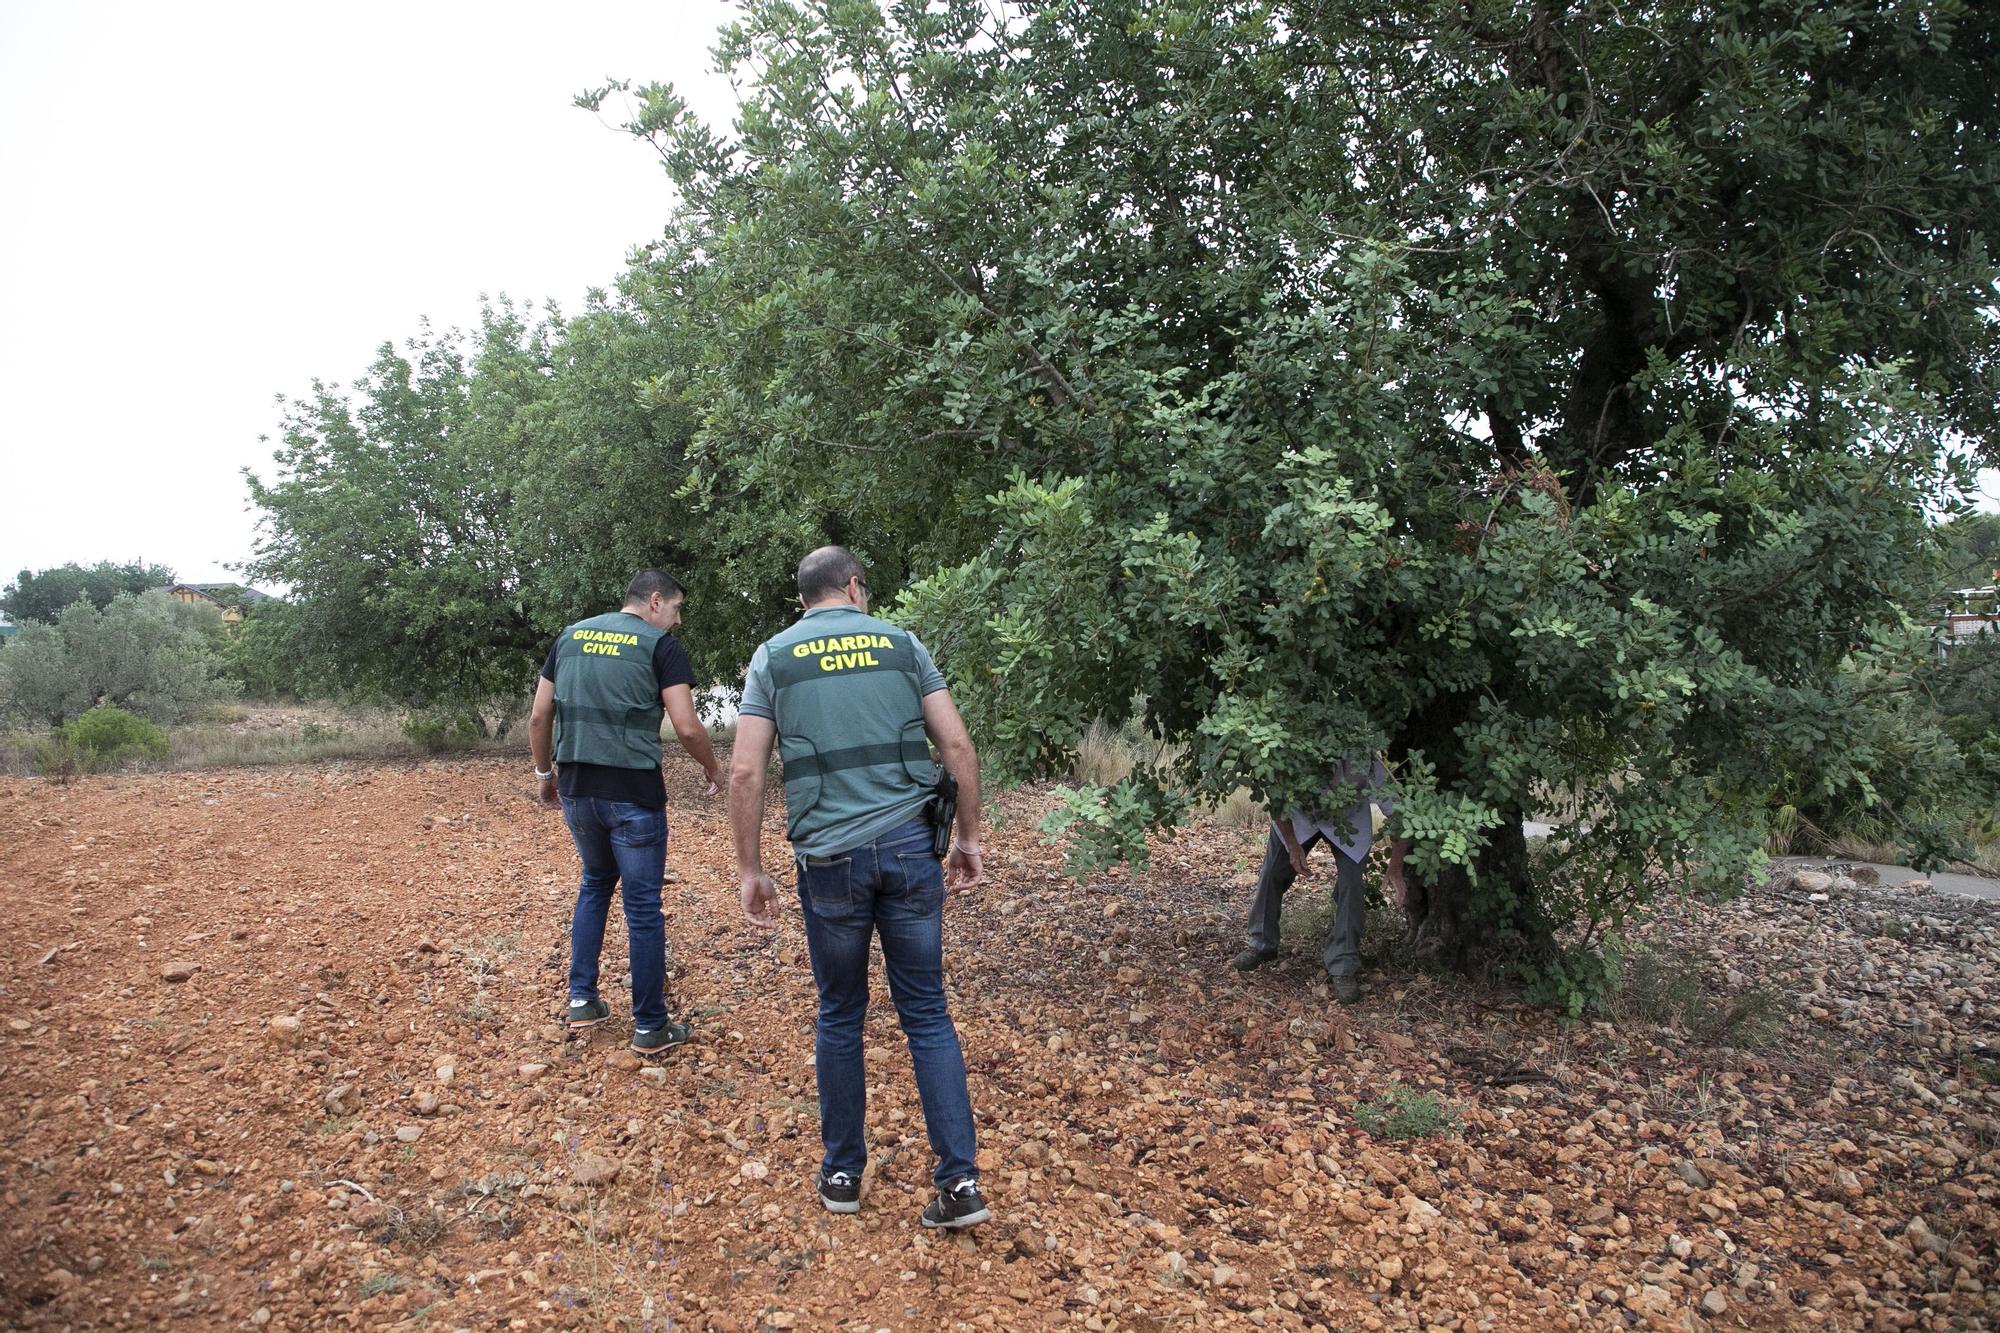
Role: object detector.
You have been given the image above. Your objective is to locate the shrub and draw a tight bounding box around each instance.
[61,707,171,770]
[1353,1083,1459,1140]
[402,710,486,753]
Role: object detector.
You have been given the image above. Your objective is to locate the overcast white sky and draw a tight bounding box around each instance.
[0,0,741,587]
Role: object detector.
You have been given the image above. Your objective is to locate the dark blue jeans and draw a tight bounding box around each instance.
[795,817,978,1188]
[561,796,669,1030]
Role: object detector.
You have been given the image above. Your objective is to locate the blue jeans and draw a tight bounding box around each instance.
[561,797,669,1030]
[795,817,978,1187]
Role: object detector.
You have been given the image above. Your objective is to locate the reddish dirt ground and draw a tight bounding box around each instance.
[1,755,1994,1330]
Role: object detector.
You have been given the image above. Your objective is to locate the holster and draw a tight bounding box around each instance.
[925,768,958,861]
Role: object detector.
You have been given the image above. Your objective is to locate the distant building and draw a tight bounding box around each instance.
[168,582,277,632]
[1941,587,2000,659]
[0,612,16,645]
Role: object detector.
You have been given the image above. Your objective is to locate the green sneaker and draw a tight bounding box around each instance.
[631,1020,692,1056]
[566,998,610,1030]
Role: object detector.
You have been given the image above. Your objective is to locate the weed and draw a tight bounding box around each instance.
[359,1273,407,1298]
[1354,1083,1459,1139]
[1876,914,1914,941]
[140,1256,173,1272]
[1607,942,1786,1047]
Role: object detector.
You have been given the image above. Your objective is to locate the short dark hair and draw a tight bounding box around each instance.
[797,546,865,603]
[624,569,685,604]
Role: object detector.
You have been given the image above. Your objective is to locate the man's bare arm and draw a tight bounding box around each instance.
[529,677,559,809]
[920,689,982,891]
[662,683,722,793]
[730,715,780,926]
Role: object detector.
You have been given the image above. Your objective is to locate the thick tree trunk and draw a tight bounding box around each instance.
[1402,817,1533,966]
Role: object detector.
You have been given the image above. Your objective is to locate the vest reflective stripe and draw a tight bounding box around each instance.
[553,612,666,771]
[781,738,934,783]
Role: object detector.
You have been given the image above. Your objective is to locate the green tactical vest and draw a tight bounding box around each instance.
[765,611,937,846]
[553,612,666,770]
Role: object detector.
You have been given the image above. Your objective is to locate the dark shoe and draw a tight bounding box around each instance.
[920,1177,991,1229]
[566,998,610,1030]
[1332,974,1362,1006]
[815,1169,861,1214]
[631,1020,692,1055]
[1232,947,1278,972]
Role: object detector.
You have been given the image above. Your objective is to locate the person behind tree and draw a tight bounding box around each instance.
[1234,755,1408,1005]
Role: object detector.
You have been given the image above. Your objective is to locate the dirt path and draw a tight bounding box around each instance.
[1,757,1994,1329]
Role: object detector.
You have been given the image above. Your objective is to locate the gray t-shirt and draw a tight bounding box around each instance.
[1283,756,1395,862]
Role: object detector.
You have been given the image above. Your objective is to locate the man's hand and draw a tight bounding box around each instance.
[944,844,982,894]
[703,765,722,798]
[1288,842,1311,876]
[741,871,780,930]
[536,775,560,810]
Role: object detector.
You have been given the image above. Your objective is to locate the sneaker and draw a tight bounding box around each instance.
[920,1177,991,1229]
[1232,947,1278,972]
[566,998,610,1030]
[630,1020,692,1055]
[1331,974,1362,1006]
[815,1169,861,1214]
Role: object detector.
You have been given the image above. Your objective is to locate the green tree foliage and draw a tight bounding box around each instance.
[249,0,1999,998]
[0,590,237,726]
[243,307,555,722]
[2,560,175,623]
[614,0,1996,976]
[60,706,172,768]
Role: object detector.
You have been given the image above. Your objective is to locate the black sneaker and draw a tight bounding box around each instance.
[1331,974,1362,1006]
[567,998,610,1030]
[631,1020,692,1055]
[1232,947,1278,972]
[815,1169,860,1214]
[920,1177,991,1229]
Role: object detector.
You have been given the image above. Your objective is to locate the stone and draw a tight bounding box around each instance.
[1676,1160,1711,1189]
[1791,870,1833,893]
[639,1066,669,1086]
[1378,1256,1403,1281]
[266,1016,302,1046]
[574,1155,621,1187]
[1702,1290,1729,1316]
[323,1084,354,1116]
[414,1094,440,1116]
[607,1050,643,1072]
[161,960,199,983]
[517,1063,547,1081]
[394,1125,423,1143]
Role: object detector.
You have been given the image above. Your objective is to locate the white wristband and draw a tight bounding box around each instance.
[534,767,555,781]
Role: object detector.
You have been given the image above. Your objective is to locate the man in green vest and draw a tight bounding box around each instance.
[529,569,722,1056]
[731,546,990,1229]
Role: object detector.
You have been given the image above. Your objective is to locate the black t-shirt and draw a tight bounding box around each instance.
[541,631,696,807]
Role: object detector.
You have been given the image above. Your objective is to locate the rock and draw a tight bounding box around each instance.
[517,1063,547,1081]
[1792,870,1833,893]
[639,1066,669,1086]
[161,960,199,983]
[1676,1160,1711,1189]
[607,1051,643,1072]
[266,1016,302,1046]
[323,1084,354,1115]
[394,1125,423,1143]
[1702,1290,1729,1317]
[435,1063,455,1084]
[574,1155,621,1187]
[1850,865,1880,885]
[1378,1256,1403,1281]
[413,1094,440,1116]
[7,1018,31,1032]
[415,939,439,954]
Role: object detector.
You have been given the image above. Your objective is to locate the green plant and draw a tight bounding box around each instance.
[359,1273,407,1298]
[300,720,344,743]
[1605,942,1786,1047]
[1354,1083,1459,1140]
[402,710,485,754]
[60,706,170,770]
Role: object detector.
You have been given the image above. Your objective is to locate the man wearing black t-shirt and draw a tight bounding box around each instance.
[528,570,722,1055]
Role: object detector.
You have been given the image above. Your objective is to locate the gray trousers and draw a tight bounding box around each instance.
[1247,827,1365,977]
